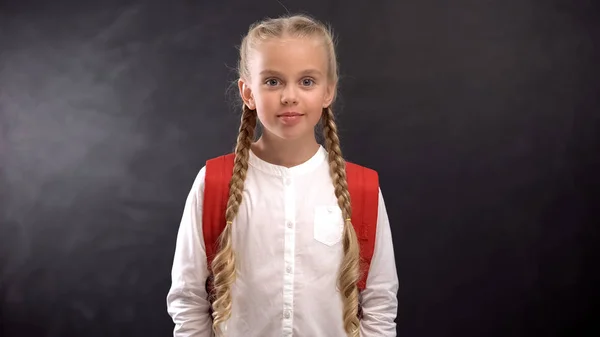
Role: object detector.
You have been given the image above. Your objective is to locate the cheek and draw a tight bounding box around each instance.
[305,90,328,107]
[254,92,278,109]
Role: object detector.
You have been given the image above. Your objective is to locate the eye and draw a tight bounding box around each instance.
[265,78,279,86]
[301,78,315,86]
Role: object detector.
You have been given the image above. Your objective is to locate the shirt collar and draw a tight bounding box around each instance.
[248,145,327,177]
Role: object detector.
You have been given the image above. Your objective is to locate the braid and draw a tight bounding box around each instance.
[210,105,256,336]
[322,106,361,337]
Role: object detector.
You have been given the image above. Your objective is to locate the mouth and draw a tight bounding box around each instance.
[277,112,304,125]
[277,112,304,117]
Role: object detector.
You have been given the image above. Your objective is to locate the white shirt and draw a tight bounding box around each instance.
[166,145,399,337]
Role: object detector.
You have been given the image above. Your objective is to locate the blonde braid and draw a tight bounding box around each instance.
[210,105,256,336]
[322,106,361,337]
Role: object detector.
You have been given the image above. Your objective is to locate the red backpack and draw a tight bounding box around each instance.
[202,153,379,293]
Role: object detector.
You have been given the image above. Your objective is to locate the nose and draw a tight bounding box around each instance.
[281,86,298,105]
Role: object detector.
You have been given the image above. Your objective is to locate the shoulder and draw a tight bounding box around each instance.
[203,153,235,185]
[188,153,233,194]
[345,160,379,179]
[187,150,231,201]
[188,165,207,199]
[184,152,233,208]
[205,152,235,164]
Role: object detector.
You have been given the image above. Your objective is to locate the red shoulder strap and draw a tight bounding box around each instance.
[346,162,380,291]
[202,153,235,270]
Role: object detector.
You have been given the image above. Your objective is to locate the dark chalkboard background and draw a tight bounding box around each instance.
[1,0,598,336]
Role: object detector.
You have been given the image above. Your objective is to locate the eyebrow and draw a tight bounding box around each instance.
[259,69,323,77]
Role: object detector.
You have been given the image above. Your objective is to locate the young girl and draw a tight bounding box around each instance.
[166,14,398,337]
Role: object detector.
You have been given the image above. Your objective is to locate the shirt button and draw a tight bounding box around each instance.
[287,221,293,228]
[286,266,292,273]
[284,310,291,319]
[327,207,334,213]
[284,177,291,186]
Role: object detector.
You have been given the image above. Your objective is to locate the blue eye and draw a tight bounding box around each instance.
[265,79,279,86]
[302,78,315,86]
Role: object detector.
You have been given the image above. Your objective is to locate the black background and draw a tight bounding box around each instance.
[1,0,598,336]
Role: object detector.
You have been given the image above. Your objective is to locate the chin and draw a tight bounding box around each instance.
[272,128,313,141]
[276,132,305,140]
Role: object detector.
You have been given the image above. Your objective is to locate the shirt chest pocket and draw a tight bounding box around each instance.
[313,205,344,246]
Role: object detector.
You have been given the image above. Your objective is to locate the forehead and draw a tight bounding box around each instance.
[248,36,328,76]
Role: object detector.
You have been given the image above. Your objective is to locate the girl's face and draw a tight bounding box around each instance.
[239,36,335,141]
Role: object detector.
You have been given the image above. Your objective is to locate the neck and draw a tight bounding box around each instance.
[251,132,320,168]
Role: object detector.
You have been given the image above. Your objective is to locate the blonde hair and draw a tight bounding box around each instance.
[209,14,361,337]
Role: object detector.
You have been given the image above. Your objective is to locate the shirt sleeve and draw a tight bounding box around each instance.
[360,188,400,337]
[166,166,214,337]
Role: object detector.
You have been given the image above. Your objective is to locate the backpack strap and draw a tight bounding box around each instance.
[345,162,380,291]
[202,153,235,272]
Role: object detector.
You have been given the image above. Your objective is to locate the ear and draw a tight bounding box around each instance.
[323,81,337,108]
[238,79,256,110]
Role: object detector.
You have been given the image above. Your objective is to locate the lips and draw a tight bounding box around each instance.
[277,112,304,117]
[277,112,304,126]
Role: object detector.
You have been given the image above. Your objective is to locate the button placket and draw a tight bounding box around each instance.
[281,171,296,335]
